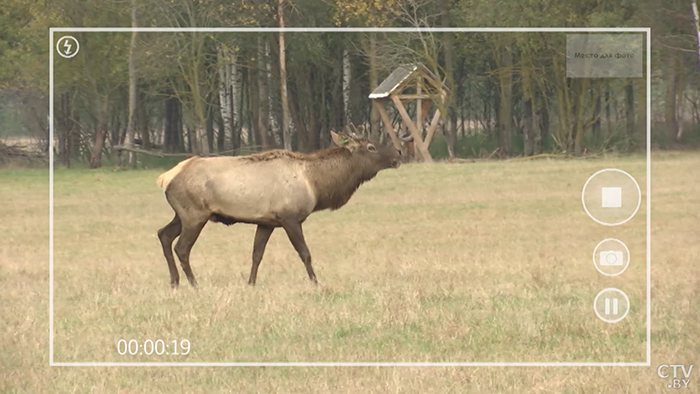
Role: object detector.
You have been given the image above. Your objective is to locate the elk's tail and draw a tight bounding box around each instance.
[156,157,196,191]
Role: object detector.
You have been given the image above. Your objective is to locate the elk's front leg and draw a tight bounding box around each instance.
[248,225,274,285]
[281,221,318,284]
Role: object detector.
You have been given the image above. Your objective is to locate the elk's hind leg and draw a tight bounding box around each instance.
[158,214,182,288]
[174,217,208,288]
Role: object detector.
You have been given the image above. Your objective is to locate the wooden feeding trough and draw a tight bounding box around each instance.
[369,63,450,163]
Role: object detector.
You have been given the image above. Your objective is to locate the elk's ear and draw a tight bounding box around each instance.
[331,131,351,147]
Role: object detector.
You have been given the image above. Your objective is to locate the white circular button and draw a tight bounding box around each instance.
[593,288,630,323]
[56,36,80,59]
[582,168,641,226]
[593,238,630,277]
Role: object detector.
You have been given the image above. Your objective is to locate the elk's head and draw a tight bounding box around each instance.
[330,127,402,171]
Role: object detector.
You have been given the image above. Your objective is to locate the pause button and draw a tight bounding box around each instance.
[594,288,630,323]
[604,297,619,315]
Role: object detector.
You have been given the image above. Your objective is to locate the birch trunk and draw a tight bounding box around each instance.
[440,0,456,158]
[126,1,138,167]
[218,45,233,151]
[342,49,352,126]
[265,41,277,145]
[692,0,700,69]
[231,55,240,150]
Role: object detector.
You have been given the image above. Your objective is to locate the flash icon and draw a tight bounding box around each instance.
[56,36,80,59]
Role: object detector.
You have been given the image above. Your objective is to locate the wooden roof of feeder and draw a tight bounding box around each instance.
[369,63,449,99]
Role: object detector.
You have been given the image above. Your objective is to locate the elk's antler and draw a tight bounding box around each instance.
[347,123,360,138]
[398,130,414,142]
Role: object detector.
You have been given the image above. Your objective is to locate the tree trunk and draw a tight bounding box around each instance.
[125,0,138,167]
[187,127,195,154]
[232,60,241,150]
[138,86,150,149]
[115,113,123,167]
[496,43,513,154]
[216,94,225,151]
[306,68,318,151]
[637,77,647,148]
[89,98,109,169]
[492,82,499,141]
[592,82,602,141]
[539,89,549,150]
[320,73,328,149]
[692,0,700,69]
[265,41,278,147]
[164,94,182,152]
[257,36,270,149]
[228,49,240,150]
[218,45,233,151]
[278,0,292,151]
[625,79,635,141]
[342,48,352,127]
[573,78,589,155]
[553,55,571,152]
[288,81,306,152]
[532,91,543,154]
[59,92,72,168]
[440,0,456,158]
[247,67,258,147]
[368,33,381,142]
[665,51,679,140]
[521,65,534,156]
[206,100,215,153]
[605,81,612,138]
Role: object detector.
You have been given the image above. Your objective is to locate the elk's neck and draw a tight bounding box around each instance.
[306,152,378,212]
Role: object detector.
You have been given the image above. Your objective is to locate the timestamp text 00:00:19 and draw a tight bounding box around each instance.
[116,339,190,356]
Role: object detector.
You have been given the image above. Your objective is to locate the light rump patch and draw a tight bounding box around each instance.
[155,156,197,191]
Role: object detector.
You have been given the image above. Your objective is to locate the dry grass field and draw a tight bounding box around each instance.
[1,152,698,393]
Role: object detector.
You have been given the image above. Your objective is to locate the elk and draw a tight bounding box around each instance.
[156,129,403,288]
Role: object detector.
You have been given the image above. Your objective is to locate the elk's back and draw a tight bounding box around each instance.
[166,156,316,226]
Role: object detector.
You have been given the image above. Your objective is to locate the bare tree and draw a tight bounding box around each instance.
[439,0,456,158]
[279,0,292,150]
[125,0,139,167]
[368,33,381,141]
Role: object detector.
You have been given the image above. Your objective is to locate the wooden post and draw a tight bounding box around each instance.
[417,82,423,137]
[425,90,448,147]
[424,108,442,148]
[391,94,433,163]
[399,122,414,160]
[374,100,402,150]
[415,82,424,161]
[419,99,431,135]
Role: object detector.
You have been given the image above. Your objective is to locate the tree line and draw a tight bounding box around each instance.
[0,0,698,168]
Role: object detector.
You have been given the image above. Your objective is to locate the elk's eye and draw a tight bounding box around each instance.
[367,144,377,152]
